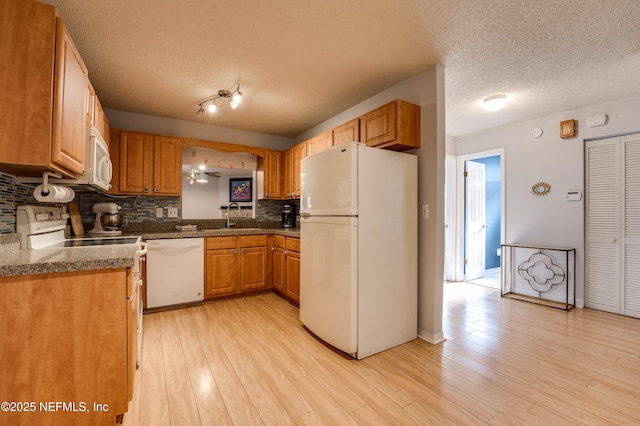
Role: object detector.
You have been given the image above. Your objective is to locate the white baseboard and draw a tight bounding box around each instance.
[417,328,446,345]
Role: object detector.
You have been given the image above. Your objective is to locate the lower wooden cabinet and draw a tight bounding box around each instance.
[0,268,134,425]
[269,235,300,304]
[205,235,268,299]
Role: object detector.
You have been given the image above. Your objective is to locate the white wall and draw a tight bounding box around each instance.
[455,95,640,307]
[182,178,221,219]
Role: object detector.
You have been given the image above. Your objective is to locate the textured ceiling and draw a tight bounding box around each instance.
[39,0,640,138]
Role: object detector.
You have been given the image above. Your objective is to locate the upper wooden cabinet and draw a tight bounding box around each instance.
[50,18,89,175]
[359,99,420,151]
[333,118,360,146]
[87,81,109,145]
[284,142,306,199]
[305,130,333,156]
[0,1,88,177]
[262,149,283,199]
[111,130,182,196]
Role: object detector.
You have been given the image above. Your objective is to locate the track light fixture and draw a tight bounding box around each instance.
[198,84,243,115]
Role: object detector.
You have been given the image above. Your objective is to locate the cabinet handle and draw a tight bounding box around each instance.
[242,248,247,253]
[270,247,275,251]
[266,193,270,197]
[284,250,287,255]
[154,188,160,193]
[233,249,237,254]
[143,187,148,193]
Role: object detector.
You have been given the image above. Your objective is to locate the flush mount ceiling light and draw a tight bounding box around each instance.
[198,85,243,115]
[482,94,507,112]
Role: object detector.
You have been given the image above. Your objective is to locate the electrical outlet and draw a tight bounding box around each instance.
[156,207,163,218]
[421,204,429,219]
[168,207,178,218]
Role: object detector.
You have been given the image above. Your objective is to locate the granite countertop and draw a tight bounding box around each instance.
[138,227,300,240]
[0,227,300,278]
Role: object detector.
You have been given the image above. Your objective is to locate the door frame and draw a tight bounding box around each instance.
[452,148,506,282]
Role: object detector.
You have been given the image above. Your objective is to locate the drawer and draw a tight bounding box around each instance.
[285,237,300,252]
[240,234,267,247]
[271,235,285,248]
[206,236,237,250]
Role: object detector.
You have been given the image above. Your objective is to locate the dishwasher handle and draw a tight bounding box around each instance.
[146,239,204,250]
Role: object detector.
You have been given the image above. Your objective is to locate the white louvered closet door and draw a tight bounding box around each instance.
[585,136,621,313]
[586,133,640,318]
[623,134,640,317]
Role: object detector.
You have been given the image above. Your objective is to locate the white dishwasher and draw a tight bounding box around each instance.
[146,237,204,309]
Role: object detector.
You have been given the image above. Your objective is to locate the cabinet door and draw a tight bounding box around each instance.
[51,18,88,176]
[360,101,396,147]
[152,135,182,195]
[264,150,283,199]
[0,0,56,169]
[333,119,360,146]
[119,132,150,193]
[239,246,268,292]
[285,250,300,304]
[306,131,332,156]
[205,248,238,298]
[126,269,137,402]
[284,143,306,198]
[272,246,286,295]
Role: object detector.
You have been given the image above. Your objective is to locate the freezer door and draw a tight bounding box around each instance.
[300,216,358,355]
[300,143,358,216]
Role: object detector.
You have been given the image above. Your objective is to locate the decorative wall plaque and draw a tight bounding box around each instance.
[560,119,576,138]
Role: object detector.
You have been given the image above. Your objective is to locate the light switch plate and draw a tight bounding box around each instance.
[168,207,178,218]
[422,204,429,219]
[156,207,163,217]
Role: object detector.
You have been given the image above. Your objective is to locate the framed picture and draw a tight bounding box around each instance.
[229,177,252,202]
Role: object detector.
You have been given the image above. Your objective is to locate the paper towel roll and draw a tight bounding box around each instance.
[34,184,75,203]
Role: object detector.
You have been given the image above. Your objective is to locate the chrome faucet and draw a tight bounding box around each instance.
[227,202,241,227]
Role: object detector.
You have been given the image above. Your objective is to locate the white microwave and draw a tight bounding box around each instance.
[53,126,112,191]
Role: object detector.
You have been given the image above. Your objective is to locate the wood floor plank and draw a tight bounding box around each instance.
[293,410,328,426]
[292,375,359,426]
[198,303,262,385]
[244,378,296,425]
[267,327,367,413]
[127,284,640,425]
[166,388,201,425]
[212,297,314,419]
[157,310,191,395]
[174,307,234,425]
[137,313,170,426]
[349,404,392,426]
[403,398,482,425]
[195,313,263,425]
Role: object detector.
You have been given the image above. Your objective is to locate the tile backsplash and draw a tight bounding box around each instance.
[0,171,299,233]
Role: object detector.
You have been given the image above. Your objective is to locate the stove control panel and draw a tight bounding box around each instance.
[17,206,69,247]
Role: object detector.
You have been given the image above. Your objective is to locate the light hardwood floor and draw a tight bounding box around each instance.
[123,283,640,425]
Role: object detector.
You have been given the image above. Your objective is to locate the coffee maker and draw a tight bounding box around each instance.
[281,204,295,228]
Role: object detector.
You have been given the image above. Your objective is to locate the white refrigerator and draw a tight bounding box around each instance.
[300,142,418,359]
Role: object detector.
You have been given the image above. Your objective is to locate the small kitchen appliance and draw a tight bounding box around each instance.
[281,204,295,228]
[89,202,123,235]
